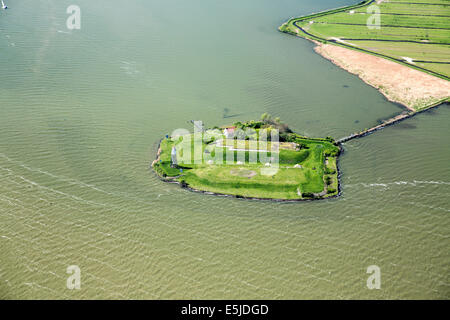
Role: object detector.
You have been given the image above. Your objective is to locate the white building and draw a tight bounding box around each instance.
[171,146,177,167]
[223,127,236,139]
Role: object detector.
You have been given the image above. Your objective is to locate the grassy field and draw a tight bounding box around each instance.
[279,0,450,79]
[153,118,341,200]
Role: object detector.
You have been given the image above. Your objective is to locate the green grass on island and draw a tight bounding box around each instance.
[153,114,341,201]
[279,0,450,79]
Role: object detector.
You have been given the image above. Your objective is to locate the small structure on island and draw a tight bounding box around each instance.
[170,146,178,168]
[223,126,236,139]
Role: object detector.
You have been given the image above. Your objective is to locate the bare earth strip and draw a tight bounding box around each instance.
[314,43,450,111]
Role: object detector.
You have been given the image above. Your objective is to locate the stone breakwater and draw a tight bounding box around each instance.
[337,100,449,144]
[337,113,410,143]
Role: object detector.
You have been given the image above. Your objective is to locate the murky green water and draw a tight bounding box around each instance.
[0,0,448,299]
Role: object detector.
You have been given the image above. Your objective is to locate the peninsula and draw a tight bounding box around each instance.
[152,115,341,201]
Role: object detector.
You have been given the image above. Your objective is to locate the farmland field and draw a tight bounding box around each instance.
[279,0,450,78]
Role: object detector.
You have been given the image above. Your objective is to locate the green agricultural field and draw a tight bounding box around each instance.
[153,117,341,201]
[279,0,450,78]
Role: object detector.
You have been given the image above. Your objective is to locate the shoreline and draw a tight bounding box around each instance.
[278,0,449,112]
[311,39,418,112]
[312,41,450,112]
[279,0,449,81]
[309,38,449,143]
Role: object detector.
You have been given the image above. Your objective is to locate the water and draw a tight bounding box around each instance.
[0,0,448,299]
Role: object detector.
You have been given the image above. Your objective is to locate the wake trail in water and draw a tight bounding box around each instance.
[0,152,155,207]
[347,180,450,188]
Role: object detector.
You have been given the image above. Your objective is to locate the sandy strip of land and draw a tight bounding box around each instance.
[313,42,450,111]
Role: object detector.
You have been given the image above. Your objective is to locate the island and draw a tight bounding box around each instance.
[152,114,341,201]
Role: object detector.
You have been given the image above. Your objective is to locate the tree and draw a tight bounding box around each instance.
[261,113,272,123]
